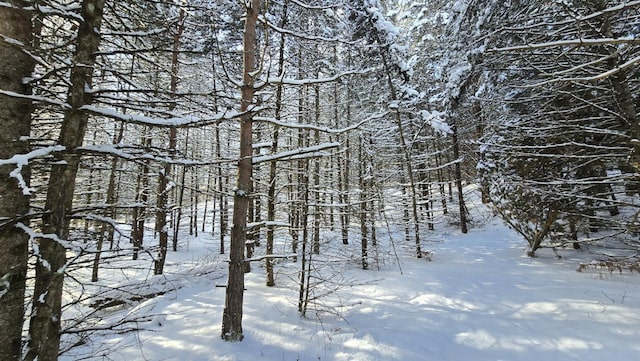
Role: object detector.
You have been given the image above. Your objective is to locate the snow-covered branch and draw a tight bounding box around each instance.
[79,144,235,166]
[255,111,389,134]
[287,0,335,10]
[557,0,640,25]
[523,54,640,86]
[246,220,290,229]
[245,253,298,262]
[0,88,71,108]
[80,105,265,127]
[263,16,358,44]
[491,37,640,52]
[252,142,340,164]
[15,222,82,273]
[260,68,375,87]
[0,146,65,195]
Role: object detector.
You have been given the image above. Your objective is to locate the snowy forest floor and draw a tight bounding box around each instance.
[61,195,640,361]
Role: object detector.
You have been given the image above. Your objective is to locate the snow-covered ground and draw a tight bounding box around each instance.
[61,204,640,361]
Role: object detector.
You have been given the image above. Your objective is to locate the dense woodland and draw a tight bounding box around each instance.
[1,0,639,359]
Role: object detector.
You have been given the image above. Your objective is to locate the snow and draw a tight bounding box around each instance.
[0,274,10,300]
[253,142,339,164]
[0,145,65,195]
[59,193,639,361]
[80,104,246,127]
[421,109,451,135]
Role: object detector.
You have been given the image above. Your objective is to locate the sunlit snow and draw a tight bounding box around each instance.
[60,190,639,361]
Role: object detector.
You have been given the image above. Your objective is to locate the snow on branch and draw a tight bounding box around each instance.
[0,274,9,300]
[29,2,83,21]
[252,142,340,164]
[288,0,335,11]
[0,32,27,48]
[0,145,65,195]
[263,16,359,44]
[80,105,265,128]
[246,220,290,229]
[79,144,235,166]
[260,68,375,88]
[245,253,298,262]
[421,110,451,135]
[255,111,389,134]
[0,88,71,108]
[521,54,640,86]
[15,222,84,273]
[556,0,640,24]
[101,28,166,37]
[490,37,640,52]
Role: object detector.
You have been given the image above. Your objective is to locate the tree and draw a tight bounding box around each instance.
[480,0,640,256]
[26,1,105,359]
[154,7,184,275]
[221,0,261,342]
[347,0,427,256]
[0,2,35,360]
[265,0,289,287]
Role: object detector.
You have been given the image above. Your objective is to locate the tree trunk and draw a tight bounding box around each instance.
[174,159,187,250]
[266,0,288,286]
[132,133,150,260]
[202,154,214,233]
[297,155,311,316]
[92,123,123,282]
[265,124,279,285]
[382,56,422,258]
[0,3,35,360]
[210,49,227,254]
[154,10,183,274]
[27,1,105,360]
[221,0,261,342]
[216,125,227,254]
[289,49,306,258]
[191,160,199,238]
[154,127,175,275]
[451,125,468,234]
[435,140,448,216]
[359,139,369,270]
[312,85,321,255]
[174,130,189,251]
[340,51,353,245]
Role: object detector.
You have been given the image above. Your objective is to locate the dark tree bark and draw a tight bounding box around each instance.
[451,125,468,234]
[174,151,187,250]
[132,132,151,260]
[0,2,35,360]
[26,1,105,360]
[221,0,261,342]
[153,127,176,275]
